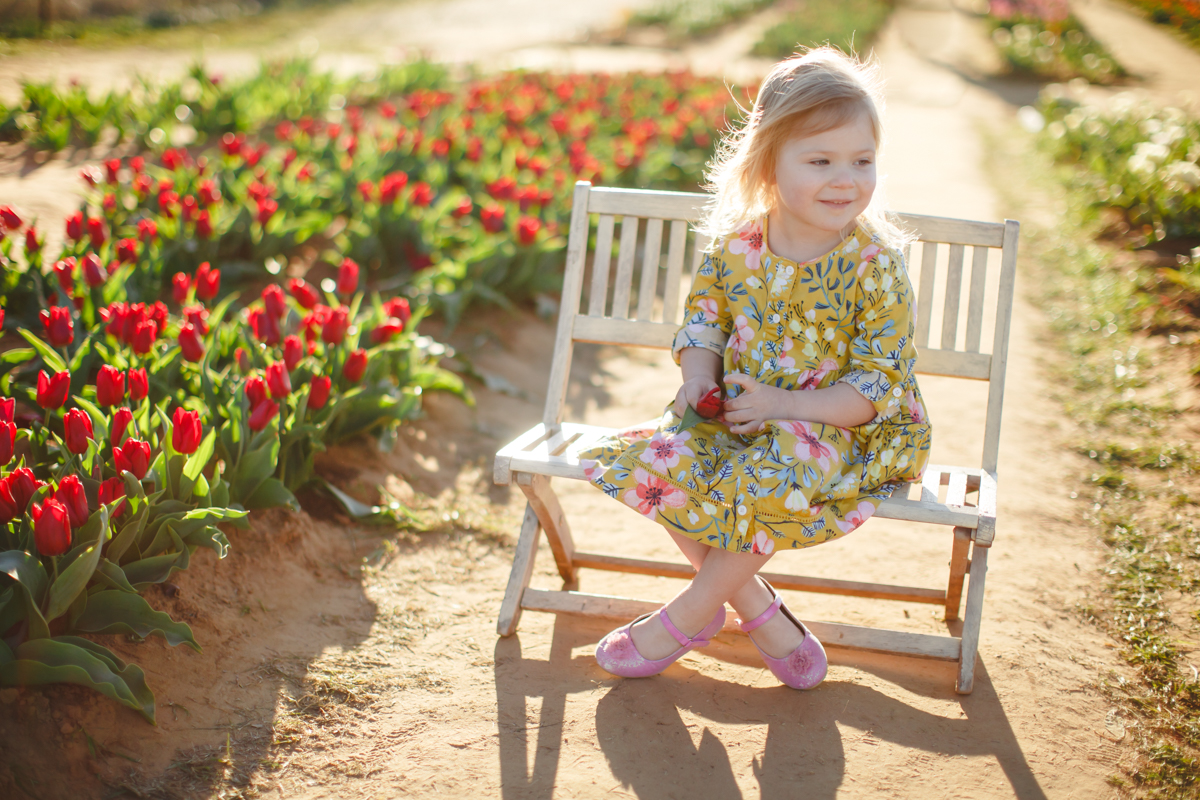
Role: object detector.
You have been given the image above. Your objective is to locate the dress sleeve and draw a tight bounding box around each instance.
[836,245,919,424]
[671,245,733,366]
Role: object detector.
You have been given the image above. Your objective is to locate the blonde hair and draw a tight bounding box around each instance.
[697,47,912,252]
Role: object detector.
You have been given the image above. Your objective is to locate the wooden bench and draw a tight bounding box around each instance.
[493,181,1019,694]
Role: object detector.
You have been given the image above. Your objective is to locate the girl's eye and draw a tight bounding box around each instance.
[810,159,829,166]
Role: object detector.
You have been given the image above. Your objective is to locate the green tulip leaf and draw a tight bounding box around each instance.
[183,429,216,483]
[121,550,190,588]
[243,477,300,512]
[105,505,147,564]
[0,550,49,607]
[71,394,111,442]
[93,559,137,594]
[0,638,12,666]
[46,507,109,621]
[0,636,156,723]
[72,590,200,652]
[17,328,67,373]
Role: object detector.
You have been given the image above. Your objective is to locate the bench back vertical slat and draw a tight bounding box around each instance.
[637,219,664,321]
[915,242,938,348]
[661,219,689,325]
[981,219,1020,473]
[588,215,616,317]
[544,182,594,428]
[965,245,989,352]
[611,217,640,318]
[941,243,966,350]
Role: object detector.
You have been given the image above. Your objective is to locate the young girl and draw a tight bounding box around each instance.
[577,47,932,690]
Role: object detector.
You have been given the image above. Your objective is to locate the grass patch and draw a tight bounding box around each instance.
[752,0,894,58]
[986,113,1200,796]
[627,0,778,42]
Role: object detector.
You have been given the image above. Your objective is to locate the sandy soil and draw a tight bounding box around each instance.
[3,1,1199,798]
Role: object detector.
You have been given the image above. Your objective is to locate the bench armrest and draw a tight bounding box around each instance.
[973,469,998,547]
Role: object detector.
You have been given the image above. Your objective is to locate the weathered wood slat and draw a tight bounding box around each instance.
[942,243,966,350]
[519,475,576,583]
[588,214,616,317]
[496,504,541,637]
[916,241,938,348]
[520,588,961,660]
[946,472,968,508]
[662,220,689,324]
[915,347,991,380]
[957,544,989,692]
[982,220,1020,474]
[587,187,710,219]
[944,527,972,623]
[965,245,989,352]
[875,495,980,528]
[895,212,1006,247]
[572,315,676,349]
[611,216,640,319]
[636,218,664,321]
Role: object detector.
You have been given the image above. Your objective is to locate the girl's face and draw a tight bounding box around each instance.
[771,112,877,247]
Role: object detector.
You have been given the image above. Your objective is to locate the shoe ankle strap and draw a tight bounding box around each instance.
[738,594,783,633]
[659,608,706,648]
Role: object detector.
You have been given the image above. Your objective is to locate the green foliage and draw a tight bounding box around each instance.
[752,0,894,58]
[988,16,1125,84]
[629,0,778,39]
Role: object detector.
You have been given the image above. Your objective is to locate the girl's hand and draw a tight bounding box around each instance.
[722,373,796,435]
[674,376,720,418]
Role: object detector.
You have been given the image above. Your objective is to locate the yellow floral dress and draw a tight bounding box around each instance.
[577,218,932,554]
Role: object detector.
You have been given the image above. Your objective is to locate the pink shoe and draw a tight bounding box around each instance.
[738,578,827,690]
[595,605,727,678]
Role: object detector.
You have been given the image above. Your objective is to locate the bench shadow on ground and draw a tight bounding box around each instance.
[494,614,1047,800]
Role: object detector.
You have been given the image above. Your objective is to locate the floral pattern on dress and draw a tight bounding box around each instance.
[578,218,933,552]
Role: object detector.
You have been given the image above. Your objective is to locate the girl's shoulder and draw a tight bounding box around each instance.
[846,226,906,277]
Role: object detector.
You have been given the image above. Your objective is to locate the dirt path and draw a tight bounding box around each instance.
[4,1,1200,798]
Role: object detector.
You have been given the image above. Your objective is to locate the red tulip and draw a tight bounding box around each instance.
[236,347,251,374]
[114,438,151,479]
[371,319,405,343]
[98,476,127,518]
[0,480,19,525]
[116,238,138,264]
[696,387,723,418]
[194,262,220,301]
[94,365,125,406]
[379,172,408,204]
[452,197,473,218]
[343,349,368,383]
[337,258,359,296]
[53,258,75,293]
[137,218,157,242]
[256,198,278,227]
[0,397,13,425]
[66,211,84,241]
[248,398,279,431]
[322,306,349,345]
[104,158,120,184]
[195,210,214,239]
[410,182,433,207]
[8,468,42,513]
[198,179,221,205]
[172,272,190,304]
[111,406,133,444]
[262,284,287,319]
[132,319,158,355]
[308,375,332,410]
[63,409,93,455]
[82,253,106,287]
[88,217,107,249]
[32,498,72,557]
[179,322,206,362]
[248,307,281,346]
[149,301,168,331]
[37,369,70,409]
[182,305,210,336]
[288,278,319,310]
[266,362,291,399]
[283,335,303,371]
[383,297,411,325]
[0,206,22,230]
[171,408,202,455]
[39,306,74,347]
[128,368,148,402]
[55,475,90,528]
[245,375,268,408]
[25,227,41,254]
[0,420,13,466]
[516,216,541,246]
[481,204,506,233]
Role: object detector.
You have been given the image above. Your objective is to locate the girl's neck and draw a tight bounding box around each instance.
[765,211,855,264]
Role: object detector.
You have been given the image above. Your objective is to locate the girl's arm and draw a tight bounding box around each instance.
[672,347,723,418]
[721,373,876,434]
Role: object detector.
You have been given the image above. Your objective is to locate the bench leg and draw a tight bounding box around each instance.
[944,526,972,622]
[497,504,541,637]
[956,541,989,694]
[517,473,578,585]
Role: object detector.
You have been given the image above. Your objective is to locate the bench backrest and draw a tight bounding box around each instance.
[544,182,1019,474]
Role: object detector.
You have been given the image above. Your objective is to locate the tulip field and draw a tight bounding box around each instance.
[0,59,740,720]
[986,0,1126,84]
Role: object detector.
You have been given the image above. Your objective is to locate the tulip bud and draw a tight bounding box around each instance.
[322,306,349,345]
[288,278,319,310]
[55,474,90,528]
[113,438,151,479]
[63,408,94,455]
[8,468,43,514]
[383,297,412,325]
[111,406,133,444]
[171,408,202,455]
[370,319,405,343]
[0,397,13,425]
[98,476,127,518]
[343,349,368,384]
[236,347,251,374]
[410,182,433,207]
[283,335,303,371]
[696,387,723,419]
[245,375,268,409]
[25,226,41,254]
[127,368,148,402]
[96,365,125,406]
[87,217,107,249]
[195,210,214,239]
[173,272,191,304]
[0,420,14,466]
[132,319,158,355]
[262,284,287,320]
[248,307,281,346]
[308,376,332,410]
[266,362,292,399]
[54,258,75,293]
[39,306,74,347]
[248,398,279,432]
[116,238,138,264]
[82,253,106,287]
[194,262,220,301]
[36,369,70,409]
[0,480,19,525]
[0,206,22,230]
[179,322,206,363]
[137,218,157,242]
[66,211,84,241]
[32,498,72,557]
[337,258,360,297]
[517,216,541,246]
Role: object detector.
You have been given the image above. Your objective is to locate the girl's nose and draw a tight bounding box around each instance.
[829,166,855,188]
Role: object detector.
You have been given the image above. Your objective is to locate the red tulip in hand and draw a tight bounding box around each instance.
[171,408,202,455]
[55,474,90,528]
[696,387,723,418]
[37,369,70,409]
[64,408,94,455]
[113,438,151,479]
[32,498,72,557]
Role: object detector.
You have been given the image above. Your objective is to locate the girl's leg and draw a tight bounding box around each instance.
[630,538,807,661]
